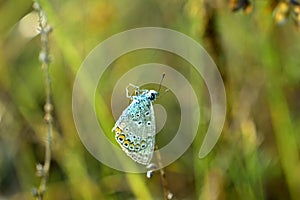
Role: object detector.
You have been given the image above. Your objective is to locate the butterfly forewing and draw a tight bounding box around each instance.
[113,92,156,165]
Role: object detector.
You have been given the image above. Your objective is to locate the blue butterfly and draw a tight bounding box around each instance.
[112,84,158,165]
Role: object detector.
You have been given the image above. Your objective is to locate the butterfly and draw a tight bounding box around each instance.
[112,84,159,165]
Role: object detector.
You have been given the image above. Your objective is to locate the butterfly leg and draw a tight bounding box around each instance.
[126,84,140,98]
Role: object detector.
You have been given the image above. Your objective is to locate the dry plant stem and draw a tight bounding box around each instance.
[155,145,172,200]
[33,1,53,199]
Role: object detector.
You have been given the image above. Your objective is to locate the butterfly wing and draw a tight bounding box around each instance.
[112,98,156,165]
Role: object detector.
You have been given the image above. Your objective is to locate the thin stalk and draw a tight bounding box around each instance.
[154,145,173,200]
[32,1,53,199]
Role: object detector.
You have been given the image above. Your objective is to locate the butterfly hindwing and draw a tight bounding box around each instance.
[113,95,156,165]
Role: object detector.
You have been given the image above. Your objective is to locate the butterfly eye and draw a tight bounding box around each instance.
[137,121,142,125]
[146,121,151,126]
[136,113,140,117]
[150,93,155,100]
[145,111,150,116]
[147,91,158,101]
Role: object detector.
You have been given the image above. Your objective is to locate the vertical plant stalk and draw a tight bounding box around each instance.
[154,145,173,200]
[33,1,53,199]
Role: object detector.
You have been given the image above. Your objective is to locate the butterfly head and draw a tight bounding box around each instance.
[146,90,158,101]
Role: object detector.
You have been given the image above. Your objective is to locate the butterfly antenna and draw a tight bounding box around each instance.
[158,73,165,93]
[160,88,169,98]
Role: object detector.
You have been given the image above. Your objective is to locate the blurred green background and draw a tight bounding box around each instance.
[0,0,300,199]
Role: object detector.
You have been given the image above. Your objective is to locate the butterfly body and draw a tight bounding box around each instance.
[112,85,158,165]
